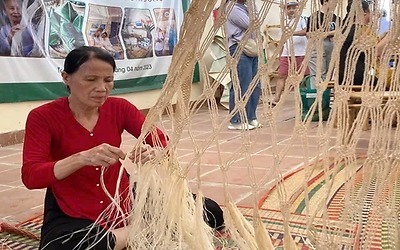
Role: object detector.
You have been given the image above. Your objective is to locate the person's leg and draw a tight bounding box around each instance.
[228,44,240,124]
[308,48,318,89]
[323,38,334,81]
[247,56,261,122]
[40,189,118,250]
[111,227,129,250]
[274,57,289,103]
[41,221,117,250]
[229,45,254,125]
[192,194,224,231]
[231,53,254,124]
[296,56,309,76]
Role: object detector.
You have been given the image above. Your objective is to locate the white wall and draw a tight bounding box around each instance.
[0,84,205,134]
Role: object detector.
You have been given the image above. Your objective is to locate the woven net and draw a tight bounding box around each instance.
[102,0,400,249]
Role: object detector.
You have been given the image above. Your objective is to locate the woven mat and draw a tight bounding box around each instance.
[237,206,356,249]
[2,156,398,250]
[257,156,400,250]
[259,157,366,215]
[0,215,41,250]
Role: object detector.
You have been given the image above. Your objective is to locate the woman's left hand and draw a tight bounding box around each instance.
[129,144,160,165]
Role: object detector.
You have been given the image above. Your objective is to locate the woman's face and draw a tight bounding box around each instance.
[62,58,114,109]
[4,0,21,26]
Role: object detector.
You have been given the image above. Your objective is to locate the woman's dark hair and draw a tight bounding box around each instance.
[361,0,370,12]
[320,0,328,5]
[346,0,370,14]
[63,46,116,74]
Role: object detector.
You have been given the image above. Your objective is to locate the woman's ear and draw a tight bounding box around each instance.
[61,71,69,85]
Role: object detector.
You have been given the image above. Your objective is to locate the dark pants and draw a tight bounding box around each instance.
[39,189,116,250]
[228,43,260,124]
[40,188,224,249]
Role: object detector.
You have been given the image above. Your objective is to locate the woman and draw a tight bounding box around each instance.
[21,46,167,249]
[22,46,224,249]
[225,0,261,130]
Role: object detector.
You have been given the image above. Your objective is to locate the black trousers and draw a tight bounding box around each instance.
[39,189,116,250]
[39,189,224,250]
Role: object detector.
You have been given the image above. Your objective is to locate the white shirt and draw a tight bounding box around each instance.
[281,16,308,57]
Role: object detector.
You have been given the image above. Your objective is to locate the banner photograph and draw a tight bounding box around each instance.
[0,0,193,103]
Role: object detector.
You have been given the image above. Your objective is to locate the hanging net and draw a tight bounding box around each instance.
[100,0,400,249]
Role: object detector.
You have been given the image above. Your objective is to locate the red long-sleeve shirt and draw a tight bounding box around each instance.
[21,97,167,225]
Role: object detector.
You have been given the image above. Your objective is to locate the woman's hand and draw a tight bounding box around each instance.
[128,144,159,165]
[81,143,126,167]
[53,143,126,181]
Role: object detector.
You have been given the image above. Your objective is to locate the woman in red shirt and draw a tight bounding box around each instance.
[21,46,169,249]
[22,46,224,249]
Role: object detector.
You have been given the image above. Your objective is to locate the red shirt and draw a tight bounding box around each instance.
[21,97,167,226]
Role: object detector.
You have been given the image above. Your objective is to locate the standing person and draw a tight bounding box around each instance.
[338,0,374,86]
[21,46,224,249]
[0,0,22,56]
[225,0,261,130]
[306,0,339,88]
[273,1,309,104]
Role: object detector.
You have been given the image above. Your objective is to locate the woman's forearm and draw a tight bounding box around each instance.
[53,152,87,180]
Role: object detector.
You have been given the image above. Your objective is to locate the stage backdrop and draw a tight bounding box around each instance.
[0,0,197,103]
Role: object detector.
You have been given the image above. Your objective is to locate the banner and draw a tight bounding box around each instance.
[0,0,196,103]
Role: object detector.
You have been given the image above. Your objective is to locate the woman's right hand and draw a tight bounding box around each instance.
[80,143,126,167]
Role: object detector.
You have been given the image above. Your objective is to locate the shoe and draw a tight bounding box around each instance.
[249,120,263,128]
[228,123,256,130]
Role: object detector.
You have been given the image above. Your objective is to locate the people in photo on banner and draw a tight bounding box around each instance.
[88,27,105,48]
[11,0,46,57]
[306,0,339,88]
[273,1,309,104]
[101,31,123,60]
[0,0,22,56]
[155,27,164,56]
[0,0,45,57]
[21,46,224,249]
[168,22,177,55]
[225,0,261,130]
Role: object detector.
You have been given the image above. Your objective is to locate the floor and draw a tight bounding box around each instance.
[0,95,371,226]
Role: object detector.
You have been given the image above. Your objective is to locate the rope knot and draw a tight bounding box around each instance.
[334,89,350,102]
[387,99,400,112]
[361,92,383,108]
[294,124,307,136]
